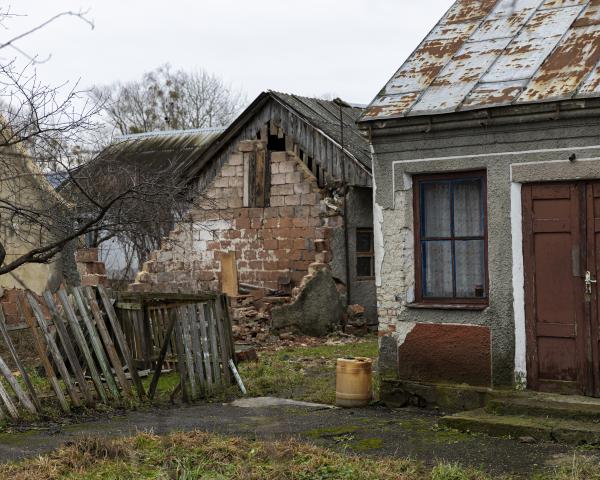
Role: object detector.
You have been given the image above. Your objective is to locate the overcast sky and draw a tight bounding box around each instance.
[7,1,454,106]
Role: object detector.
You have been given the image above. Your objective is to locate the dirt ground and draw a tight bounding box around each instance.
[0,398,593,478]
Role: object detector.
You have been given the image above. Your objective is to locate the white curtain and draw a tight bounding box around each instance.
[421,179,484,299]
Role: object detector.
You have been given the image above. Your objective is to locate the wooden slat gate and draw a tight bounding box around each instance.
[115,292,236,402]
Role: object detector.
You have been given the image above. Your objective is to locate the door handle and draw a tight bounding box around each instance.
[585,271,597,294]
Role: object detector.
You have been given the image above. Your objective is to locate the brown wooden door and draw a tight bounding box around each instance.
[587,182,600,396]
[522,182,593,395]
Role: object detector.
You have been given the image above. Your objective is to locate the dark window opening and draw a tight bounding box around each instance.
[414,171,488,305]
[356,228,375,279]
[267,133,286,152]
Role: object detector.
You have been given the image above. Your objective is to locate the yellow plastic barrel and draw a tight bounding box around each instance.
[335,357,372,408]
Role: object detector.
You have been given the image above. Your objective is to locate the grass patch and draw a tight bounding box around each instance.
[232,337,378,405]
[0,430,458,479]
[1,430,598,479]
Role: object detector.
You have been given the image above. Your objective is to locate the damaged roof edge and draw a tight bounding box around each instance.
[182,91,372,183]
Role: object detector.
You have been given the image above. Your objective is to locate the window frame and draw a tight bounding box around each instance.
[413,170,489,307]
[355,227,375,280]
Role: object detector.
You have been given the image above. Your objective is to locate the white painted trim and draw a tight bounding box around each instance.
[371,144,385,288]
[391,144,600,166]
[511,182,527,387]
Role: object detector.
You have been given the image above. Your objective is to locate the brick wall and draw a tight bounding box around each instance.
[131,140,341,293]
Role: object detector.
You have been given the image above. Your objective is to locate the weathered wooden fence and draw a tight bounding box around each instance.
[115,292,237,402]
[0,286,238,420]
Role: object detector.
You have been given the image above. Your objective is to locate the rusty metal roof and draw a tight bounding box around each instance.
[361,0,600,121]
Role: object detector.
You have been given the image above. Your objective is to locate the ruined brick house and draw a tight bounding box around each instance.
[132,91,377,323]
[359,0,600,406]
[77,128,225,285]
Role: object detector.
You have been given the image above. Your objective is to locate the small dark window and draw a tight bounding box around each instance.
[356,228,375,279]
[414,171,488,305]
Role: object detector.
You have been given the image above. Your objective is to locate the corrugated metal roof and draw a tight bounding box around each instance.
[361,0,600,121]
[98,127,225,181]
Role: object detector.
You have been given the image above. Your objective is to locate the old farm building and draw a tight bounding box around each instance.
[360,0,600,405]
[132,91,377,324]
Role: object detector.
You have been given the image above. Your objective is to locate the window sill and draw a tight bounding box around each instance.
[406,302,488,311]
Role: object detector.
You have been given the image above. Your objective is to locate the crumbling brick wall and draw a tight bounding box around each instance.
[132,140,341,293]
[76,248,108,287]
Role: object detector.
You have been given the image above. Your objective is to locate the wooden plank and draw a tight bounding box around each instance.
[222,296,236,363]
[17,298,69,413]
[229,359,247,395]
[0,307,41,412]
[72,287,120,400]
[0,379,18,419]
[206,301,222,386]
[115,303,143,310]
[220,252,238,297]
[187,305,206,394]
[27,293,81,407]
[214,297,232,385]
[180,307,197,400]
[43,292,95,406]
[173,310,190,402]
[255,148,266,207]
[97,285,146,400]
[131,309,144,366]
[0,346,36,414]
[148,309,177,400]
[142,309,153,368]
[82,287,132,398]
[57,290,108,404]
[197,303,213,389]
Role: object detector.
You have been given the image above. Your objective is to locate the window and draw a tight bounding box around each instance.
[414,171,488,305]
[356,228,375,279]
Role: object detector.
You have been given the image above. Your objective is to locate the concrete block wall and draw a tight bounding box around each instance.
[131,140,341,294]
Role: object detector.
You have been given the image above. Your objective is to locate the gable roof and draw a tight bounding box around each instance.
[179,91,372,187]
[361,0,600,122]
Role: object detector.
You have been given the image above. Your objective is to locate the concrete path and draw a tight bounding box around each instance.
[0,398,591,477]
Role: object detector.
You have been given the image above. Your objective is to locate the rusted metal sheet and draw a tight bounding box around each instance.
[361,0,600,121]
[385,37,471,96]
[462,79,527,109]
[519,23,600,102]
[445,0,498,24]
[410,37,512,115]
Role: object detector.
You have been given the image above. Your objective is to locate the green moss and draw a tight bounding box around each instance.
[350,437,384,452]
[305,425,360,439]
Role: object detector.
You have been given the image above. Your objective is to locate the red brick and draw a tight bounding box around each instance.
[249,260,263,269]
[236,218,251,229]
[293,238,306,250]
[75,248,98,263]
[264,239,278,250]
[264,218,278,228]
[251,218,263,228]
[249,208,264,218]
[292,217,308,228]
[278,239,293,250]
